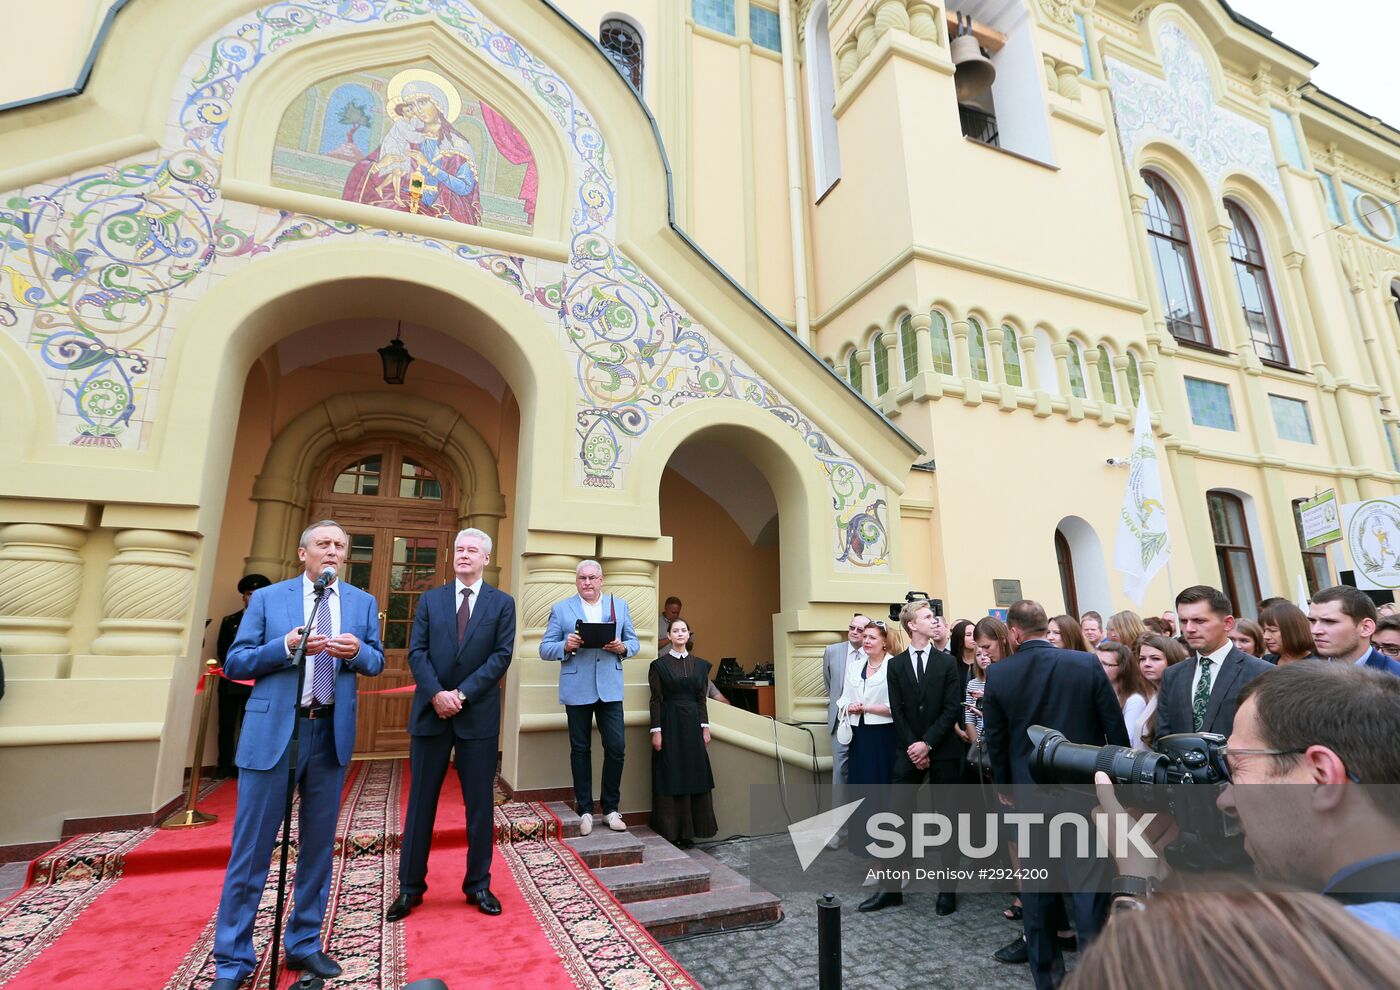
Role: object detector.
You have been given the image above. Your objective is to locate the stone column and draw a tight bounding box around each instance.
[855,14,879,60]
[597,551,664,660]
[877,332,897,393]
[517,552,584,664]
[950,320,972,381]
[910,312,933,375]
[246,473,304,581]
[874,0,910,36]
[89,529,199,657]
[855,347,876,401]
[462,488,508,588]
[836,37,859,85]
[907,2,941,44]
[0,524,87,657]
[1019,332,1041,390]
[985,325,1007,385]
[1051,340,1073,395]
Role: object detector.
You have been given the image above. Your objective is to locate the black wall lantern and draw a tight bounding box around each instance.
[378,322,414,385]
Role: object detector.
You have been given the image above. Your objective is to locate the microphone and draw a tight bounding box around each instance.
[314,566,336,591]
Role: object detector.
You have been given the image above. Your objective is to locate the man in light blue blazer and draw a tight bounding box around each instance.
[539,559,640,835]
[211,520,384,989]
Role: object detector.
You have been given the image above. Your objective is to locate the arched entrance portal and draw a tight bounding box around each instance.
[658,436,781,708]
[209,323,514,759]
[309,438,459,754]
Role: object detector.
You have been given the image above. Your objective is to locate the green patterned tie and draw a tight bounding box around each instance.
[1192,657,1214,732]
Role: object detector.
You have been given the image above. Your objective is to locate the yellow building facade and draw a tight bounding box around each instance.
[1,0,1398,851]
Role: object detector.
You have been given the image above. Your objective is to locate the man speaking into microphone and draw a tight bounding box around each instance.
[210,520,384,989]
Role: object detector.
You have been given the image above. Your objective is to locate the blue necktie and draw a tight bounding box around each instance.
[310,587,336,705]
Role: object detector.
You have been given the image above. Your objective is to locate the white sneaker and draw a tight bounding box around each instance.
[606,811,627,832]
[578,812,593,836]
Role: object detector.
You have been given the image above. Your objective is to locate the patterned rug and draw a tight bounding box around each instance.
[0,761,699,990]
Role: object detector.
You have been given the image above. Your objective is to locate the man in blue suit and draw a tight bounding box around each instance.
[385,528,516,921]
[1310,585,1400,676]
[539,559,640,835]
[211,520,384,989]
[982,599,1128,990]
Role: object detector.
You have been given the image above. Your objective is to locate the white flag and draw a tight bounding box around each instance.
[1114,394,1172,605]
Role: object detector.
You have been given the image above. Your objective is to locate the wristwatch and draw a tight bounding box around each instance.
[1109,874,1158,914]
[455,689,466,704]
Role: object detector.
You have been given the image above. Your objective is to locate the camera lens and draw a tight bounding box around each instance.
[1028,726,1169,806]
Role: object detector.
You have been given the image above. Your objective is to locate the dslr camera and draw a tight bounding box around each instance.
[1028,726,1246,871]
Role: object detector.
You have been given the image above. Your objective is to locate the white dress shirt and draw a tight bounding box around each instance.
[1189,640,1234,703]
[838,653,894,724]
[295,575,341,706]
[456,576,483,619]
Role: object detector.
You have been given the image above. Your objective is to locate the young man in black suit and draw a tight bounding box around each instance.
[982,599,1129,990]
[1157,585,1273,739]
[859,599,963,913]
[386,528,517,921]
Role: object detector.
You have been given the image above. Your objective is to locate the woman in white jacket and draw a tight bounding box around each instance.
[839,621,898,787]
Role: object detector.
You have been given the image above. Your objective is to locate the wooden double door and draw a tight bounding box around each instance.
[310,438,458,757]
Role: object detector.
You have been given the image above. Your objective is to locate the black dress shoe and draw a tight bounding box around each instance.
[210,980,244,990]
[467,888,502,915]
[285,950,342,979]
[856,890,903,912]
[935,892,958,915]
[386,892,423,921]
[994,936,1029,964]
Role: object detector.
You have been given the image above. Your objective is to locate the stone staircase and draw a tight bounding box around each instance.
[545,803,783,941]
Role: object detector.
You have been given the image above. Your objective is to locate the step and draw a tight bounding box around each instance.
[623,846,783,940]
[544,801,647,838]
[564,828,646,868]
[592,855,712,903]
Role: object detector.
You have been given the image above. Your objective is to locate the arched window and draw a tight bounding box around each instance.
[1142,171,1211,345]
[805,2,841,197]
[1002,325,1023,387]
[873,333,890,396]
[1066,339,1088,398]
[967,318,989,382]
[930,310,955,376]
[898,315,918,381]
[1208,490,1261,618]
[1224,200,1286,363]
[1096,345,1117,403]
[1126,351,1142,406]
[847,350,863,393]
[601,18,644,93]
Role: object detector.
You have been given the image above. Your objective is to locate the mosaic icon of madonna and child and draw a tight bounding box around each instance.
[272,64,538,235]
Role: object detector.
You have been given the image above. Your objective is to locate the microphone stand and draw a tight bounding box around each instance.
[267,576,332,990]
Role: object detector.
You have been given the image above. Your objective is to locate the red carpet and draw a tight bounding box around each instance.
[0,762,698,990]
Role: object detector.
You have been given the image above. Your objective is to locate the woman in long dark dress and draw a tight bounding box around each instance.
[649,618,717,847]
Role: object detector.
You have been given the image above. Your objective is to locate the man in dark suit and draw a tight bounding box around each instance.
[212,521,384,989]
[214,573,271,778]
[982,600,1128,990]
[1157,585,1274,739]
[386,528,516,921]
[1310,584,1400,676]
[860,599,963,913]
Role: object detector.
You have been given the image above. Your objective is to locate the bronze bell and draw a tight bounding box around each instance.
[951,12,995,103]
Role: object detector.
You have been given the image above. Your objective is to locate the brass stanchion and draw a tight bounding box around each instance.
[161,659,221,829]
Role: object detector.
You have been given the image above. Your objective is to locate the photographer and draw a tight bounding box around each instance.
[1094,661,1400,938]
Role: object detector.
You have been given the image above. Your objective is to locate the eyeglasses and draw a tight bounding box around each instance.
[1377,643,1400,657]
[1220,745,1362,783]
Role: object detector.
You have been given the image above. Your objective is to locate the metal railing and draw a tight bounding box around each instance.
[959,104,1000,147]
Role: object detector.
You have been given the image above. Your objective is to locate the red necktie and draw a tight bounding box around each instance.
[456,586,473,644]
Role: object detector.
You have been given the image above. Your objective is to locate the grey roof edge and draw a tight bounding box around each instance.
[1215,0,1318,68]
[0,0,925,460]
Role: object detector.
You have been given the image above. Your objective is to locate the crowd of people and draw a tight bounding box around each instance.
[824,583,1400,989]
